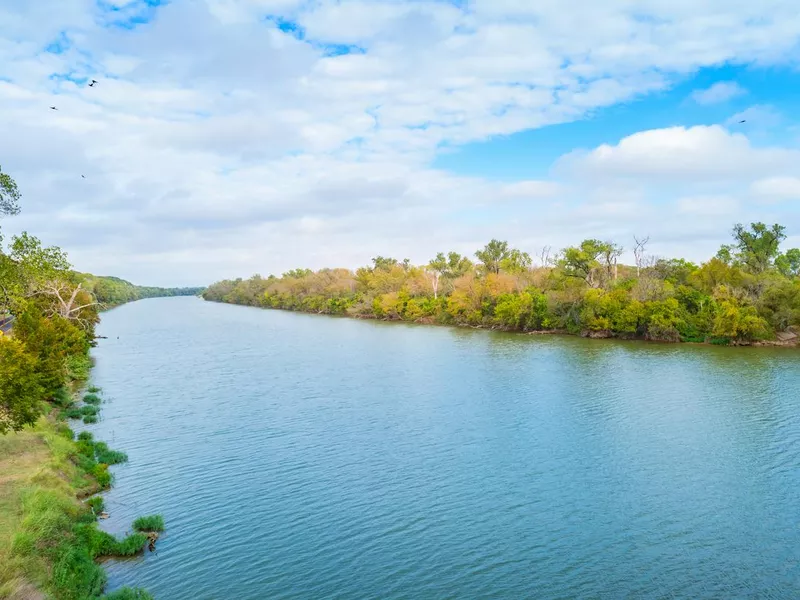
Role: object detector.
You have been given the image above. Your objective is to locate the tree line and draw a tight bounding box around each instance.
[204,224,800,346]
[0,166,199,433]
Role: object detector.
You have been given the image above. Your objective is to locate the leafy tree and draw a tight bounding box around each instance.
[0,165,21,218]
[475,240,510,274]
[0,337,43,433]
[500,249,533,275]
[775,248,800,278]
[560,239,607,288]
[727,222,787,274]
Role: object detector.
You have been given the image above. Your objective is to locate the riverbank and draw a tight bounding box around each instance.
[202,298,800,349]
[0,384,162,599]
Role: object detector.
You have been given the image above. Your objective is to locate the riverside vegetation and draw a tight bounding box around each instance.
[0,167,170,599]
[204,225,800,346]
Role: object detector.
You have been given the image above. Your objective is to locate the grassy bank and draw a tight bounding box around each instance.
[0,393,162,599]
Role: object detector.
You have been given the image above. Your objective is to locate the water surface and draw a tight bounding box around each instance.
[90,297,800,599]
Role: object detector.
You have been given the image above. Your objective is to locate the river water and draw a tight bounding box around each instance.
[90,296,800,599]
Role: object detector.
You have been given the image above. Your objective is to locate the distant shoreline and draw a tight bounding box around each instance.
[201,298,799,349]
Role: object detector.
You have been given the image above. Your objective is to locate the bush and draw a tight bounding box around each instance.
[83,415,99,424]
[87,385,102,393]
[132,515,165,532]
[77,431,94,442]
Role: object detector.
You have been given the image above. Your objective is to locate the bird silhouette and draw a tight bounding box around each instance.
[739,119,746,123]
[89,79,98,87]
[50,106,58,110]
[81,175,86,179]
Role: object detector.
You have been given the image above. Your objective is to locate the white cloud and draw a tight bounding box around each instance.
[0,0,799,284]
[557,125,800,183]
[751,177,800,202]
[691,81,746,104]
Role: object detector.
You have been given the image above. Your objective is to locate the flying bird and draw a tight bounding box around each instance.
[50,106,58,110]
[739,119,746,123]
[81,175,85,179]
[89,79,98,87]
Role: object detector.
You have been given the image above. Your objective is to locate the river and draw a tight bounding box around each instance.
[89,296,800,599]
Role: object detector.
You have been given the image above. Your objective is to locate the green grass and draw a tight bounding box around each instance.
[83,415,99,425]
[83,393,102,405]
[86,496,105,514]
[52,387,73,408]
[132,515,165,533]
[80,405,100,417]
[102,587,155,600]
[87,385,102,394]
[77,431,93,443]
[93,442,128,466]
[64,408,83,420]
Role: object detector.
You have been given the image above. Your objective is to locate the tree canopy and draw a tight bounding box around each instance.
[204,222,800,348]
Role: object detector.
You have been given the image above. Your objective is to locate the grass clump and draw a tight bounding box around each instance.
[102,587,155,600]
[64,408,83,420]
[83,393,102,405]
[86,496,105,515]
[52,387,73,408]
[132,515,165,533]
[83,415,99,425]
[93,442,128,466]
[87,385,102,394]
[80,405,100,417]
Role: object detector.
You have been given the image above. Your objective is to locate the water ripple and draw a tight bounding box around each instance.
[88,297,800,599]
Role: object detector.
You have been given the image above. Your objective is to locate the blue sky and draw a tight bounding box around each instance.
[0,0,799,285]
[435,65,800,180]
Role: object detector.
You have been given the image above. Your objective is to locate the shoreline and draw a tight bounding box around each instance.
[201,298,800,349]
[0,371,162,599]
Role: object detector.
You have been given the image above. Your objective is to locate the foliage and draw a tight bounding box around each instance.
[0,165,21,217]
[205,222,800,346]
[0,337,43,433]
[102,588,155,600]
[83,393,102,405]
[132,515,165,533]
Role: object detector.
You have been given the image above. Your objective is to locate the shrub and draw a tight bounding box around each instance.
[87,385,102,393]
[132,515,165,532]
[83,415,99,424]
[77,431,94,442]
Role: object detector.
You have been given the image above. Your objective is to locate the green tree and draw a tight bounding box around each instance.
[728,222,787,274]
[775,248,800,277]
[0,337,43,433]
[475,240,509,274]
[500,248,532,275]
[560,239,607,287]
[0,165,21,218]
